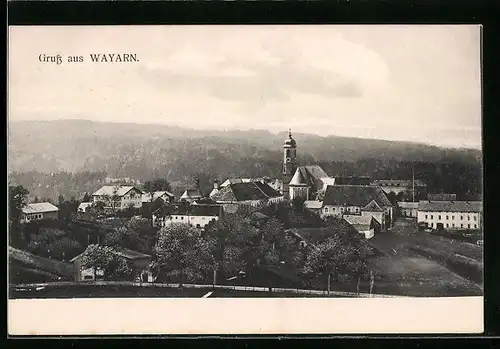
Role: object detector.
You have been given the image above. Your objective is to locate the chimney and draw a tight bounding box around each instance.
[213,179,219,190]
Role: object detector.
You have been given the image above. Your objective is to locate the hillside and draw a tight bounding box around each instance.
[7,120,482,201]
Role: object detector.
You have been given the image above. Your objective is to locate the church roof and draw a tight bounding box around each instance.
[289,168,308,186]
[291,165,331,192]
[283,130,297,148]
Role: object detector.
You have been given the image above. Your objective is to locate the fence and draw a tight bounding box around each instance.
[11,280,407,298]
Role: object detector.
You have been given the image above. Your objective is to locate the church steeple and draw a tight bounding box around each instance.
[282,128,298,200]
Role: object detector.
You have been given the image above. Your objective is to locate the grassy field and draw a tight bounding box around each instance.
[367,218,483,296]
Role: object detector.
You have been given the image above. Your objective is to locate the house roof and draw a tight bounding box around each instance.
[372,179,427,187]
[180,189,202,199]
[211,182,282,202]
[142,191,174,202]
[169,204,221,217]
[363,199,385,212]
[22,202,59,214]
[418,200,482,213]
[92,185,140,197]
[70,245,151,262]
[343,215,380,231]
[251,211,270,220]
[9,246,74,278]
[304,200,323,209]
[77,202,92,210]
[398,201,419,209]
[323,185,393,208]
[220,178,261,187]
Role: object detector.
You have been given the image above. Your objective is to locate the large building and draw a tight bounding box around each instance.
[397,201,419,218]
[20,202,59,223]
[320,185,394,231]
[153,204,222,231]
[417,200,482,231]
[92,185,143,211]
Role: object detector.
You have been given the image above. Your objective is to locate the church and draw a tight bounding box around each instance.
[281,130,335,201]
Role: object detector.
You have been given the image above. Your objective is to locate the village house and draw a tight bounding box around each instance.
[92,185,143,211]
[343,215,381,239]
[141,190,175,204]
[70,245,152,282]
[417,200,483,231]
[180,188,203,203]
[153,204,221,231]
[397,201,419,218]
[319,185,394,231]
[210,181,283,208]
[77,202,93,213]
[20,202,59,223]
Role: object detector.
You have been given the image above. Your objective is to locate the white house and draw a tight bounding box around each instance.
[77,202,93,213]
[92,185,143,211]
[417,200,482,231]
[153,204,222,231]
[20,202,59,223]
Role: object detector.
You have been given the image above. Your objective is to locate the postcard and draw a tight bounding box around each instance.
[7,24,483,335]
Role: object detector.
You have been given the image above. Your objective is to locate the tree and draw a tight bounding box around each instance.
[301,224,372,292]
[9,185,29,225]
[102,186,121,214]
[153,223,213,285]
[27,227,83,261]
[79,244,137,281]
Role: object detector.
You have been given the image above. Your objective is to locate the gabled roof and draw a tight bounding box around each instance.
[92,185,140,197]
[22,202,59,214]
[418,200,482,213]
[220,178,263,187]
[363,199,384,212]
[323,185,393,208]
[303,165,328,179]
[344,215,381,232]
[398,201,419,209]
[291,165,332,192]
[142,191,174,202]
[211,182,282,202]
[180,189,202,200]
[70,245,151,263]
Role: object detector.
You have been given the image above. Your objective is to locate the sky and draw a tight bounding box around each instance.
[8,25,482,149]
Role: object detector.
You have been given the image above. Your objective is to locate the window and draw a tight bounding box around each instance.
[468,224,470,229]
[452,216,455,220]
[446,215,449,220]
[461,224,463,228]
[430,223,433,228]
[468,216,470,221]
[474,224,477,229]
[181,217,184,220]
[425,214,428,219]
[332,207,336,212]
[175,216,178,219]
[452,224,455,228]
[460,216,463,220]
[474,216,477,221]
[324,207,329,212]
[438,215,441,220]
[446,224,449,228]
[196,224,201,228]
[431,215,434,219]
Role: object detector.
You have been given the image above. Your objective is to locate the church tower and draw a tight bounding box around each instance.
[282,129,297,200]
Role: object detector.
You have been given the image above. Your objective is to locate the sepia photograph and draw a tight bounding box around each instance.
[7,25,483,334]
